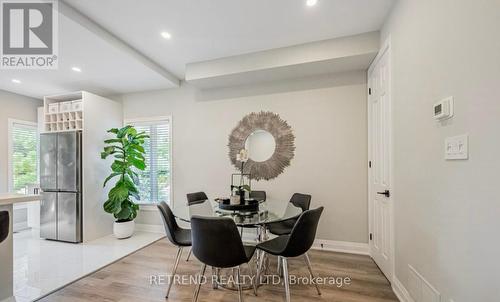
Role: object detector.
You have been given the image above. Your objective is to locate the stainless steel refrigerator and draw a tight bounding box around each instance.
[39,131,82,243]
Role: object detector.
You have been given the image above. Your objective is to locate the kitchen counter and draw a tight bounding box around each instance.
[0,193,40,301]
[0,193,40,205]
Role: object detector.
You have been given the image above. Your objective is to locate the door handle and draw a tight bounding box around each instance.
[377,190,390,198]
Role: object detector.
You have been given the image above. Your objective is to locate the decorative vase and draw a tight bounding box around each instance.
[230,195,240,205]
[239,189,245,204]
[113,220,135,239]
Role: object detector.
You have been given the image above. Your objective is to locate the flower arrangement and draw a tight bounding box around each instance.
[236,149,249,185]
[232,149,250,201]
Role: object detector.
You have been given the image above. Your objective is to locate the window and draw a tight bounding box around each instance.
[127,117,171,204]
[9,120,39,193]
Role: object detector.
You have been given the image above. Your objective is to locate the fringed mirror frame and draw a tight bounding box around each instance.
[228,111,295,181]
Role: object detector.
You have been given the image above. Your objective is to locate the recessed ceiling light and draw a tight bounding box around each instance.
[306,0,318,7]
[161,31,172,40]
[12,79,21,84]
[72,67,82,72]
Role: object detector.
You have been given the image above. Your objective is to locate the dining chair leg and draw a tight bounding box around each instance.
[215,267,220,289]
[281,257,291,302]
[166,246,183,298]
[264,255,270,276]
[186,248,192,261]
[236,266,243,302]
[254,250,260,267]
[192,264,207,302]
[211,266,218,289]
[247,262,257,296]
[256,251,266,290]
[304,253,322,295]
[277,258,282,276]
[231,268,236,286]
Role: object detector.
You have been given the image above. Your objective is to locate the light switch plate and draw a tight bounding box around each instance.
[445,134,468,160]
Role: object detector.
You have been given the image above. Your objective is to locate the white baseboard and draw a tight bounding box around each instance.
[135,223,164,234]
[392,276,414,302]
[312,239,369,255]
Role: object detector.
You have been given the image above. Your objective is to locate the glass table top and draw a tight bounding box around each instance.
[172,199,302,226]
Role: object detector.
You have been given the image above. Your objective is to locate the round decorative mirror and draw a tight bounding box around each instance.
[244,130,276,162]
[228,111,295,181]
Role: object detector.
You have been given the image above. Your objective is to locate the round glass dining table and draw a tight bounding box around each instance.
[171,199,301,292]
[171,199,302,227]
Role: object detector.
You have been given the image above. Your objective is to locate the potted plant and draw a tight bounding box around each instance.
[101,125,149,239]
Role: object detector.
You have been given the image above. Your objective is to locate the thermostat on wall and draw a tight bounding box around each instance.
[434,96,454,121]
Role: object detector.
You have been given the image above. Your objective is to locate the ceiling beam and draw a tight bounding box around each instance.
[59,0,180,87]
[186,31,379,89]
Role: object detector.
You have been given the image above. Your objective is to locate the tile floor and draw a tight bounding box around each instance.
[13,228,164,302]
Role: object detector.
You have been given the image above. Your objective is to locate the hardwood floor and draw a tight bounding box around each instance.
[39,238,398,302]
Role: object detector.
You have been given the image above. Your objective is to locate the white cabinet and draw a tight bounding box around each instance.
[41,91,123,242]
[43,92,84,133]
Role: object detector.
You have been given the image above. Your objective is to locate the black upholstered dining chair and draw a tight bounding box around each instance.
[186,192,210,261]
[256,207,324,302]
[157,202,192,299]
[191,215,257,302]
[266,193,311,236]
[186,191,209,205]
[0,211,9,244]
[249,190,266,201]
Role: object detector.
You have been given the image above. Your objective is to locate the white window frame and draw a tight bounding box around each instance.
[124,116,173,210]
[8,118,39,192]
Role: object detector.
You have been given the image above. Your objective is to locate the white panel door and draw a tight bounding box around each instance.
[368,47,393,281]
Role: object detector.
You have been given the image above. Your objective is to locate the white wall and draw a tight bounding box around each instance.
[382,0,500,301]
[82,92,123,242]
[0,90,42,193]
[119,76,368,243]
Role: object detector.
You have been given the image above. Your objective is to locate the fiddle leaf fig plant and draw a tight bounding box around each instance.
[101,125,149,222]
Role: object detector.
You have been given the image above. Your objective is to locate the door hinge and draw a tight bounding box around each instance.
[368,88,372,95]
[369,233,373,241]
[369,161,372,168]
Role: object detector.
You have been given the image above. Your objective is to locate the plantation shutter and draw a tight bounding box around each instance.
[131,119,171,204]
[11,122,39,193]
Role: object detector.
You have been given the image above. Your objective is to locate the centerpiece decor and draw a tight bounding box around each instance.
[101,125,149,239]
[231,149,250,204]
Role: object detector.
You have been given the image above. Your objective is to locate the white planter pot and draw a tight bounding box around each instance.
[113,220,135,239]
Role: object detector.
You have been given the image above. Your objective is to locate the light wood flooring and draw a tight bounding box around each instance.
[39,237,398,302]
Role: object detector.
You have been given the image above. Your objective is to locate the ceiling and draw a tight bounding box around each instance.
[0,10,175,99]
[0,0,395,99]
